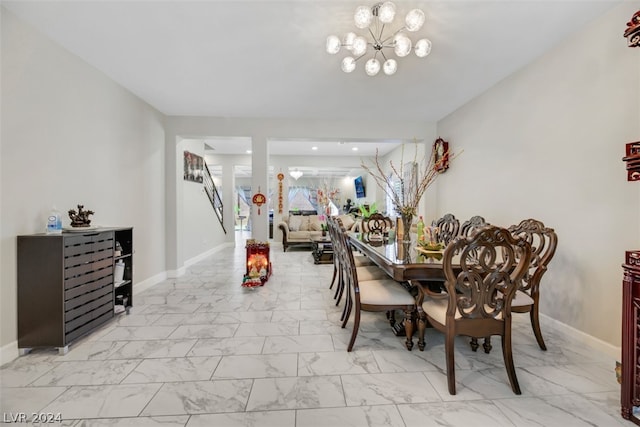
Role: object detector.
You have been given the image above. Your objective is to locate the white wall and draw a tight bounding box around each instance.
[436,2,640,348]
[0,8,166,361]
[179,139,225,263]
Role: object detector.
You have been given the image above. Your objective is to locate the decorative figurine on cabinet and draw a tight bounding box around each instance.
[68,204,94,227]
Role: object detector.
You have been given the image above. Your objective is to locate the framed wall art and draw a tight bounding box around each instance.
[183,150,204,183]
[433,138,450,173]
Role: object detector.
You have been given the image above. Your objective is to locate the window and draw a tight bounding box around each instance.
[289,187,316,212]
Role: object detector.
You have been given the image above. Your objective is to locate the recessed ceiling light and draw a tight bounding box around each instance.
[312,146,318,150]
[246,150,252,154]
[352,147,358,151]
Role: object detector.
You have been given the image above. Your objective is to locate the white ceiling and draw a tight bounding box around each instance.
[3,0,620,158]
[202,136,403,156]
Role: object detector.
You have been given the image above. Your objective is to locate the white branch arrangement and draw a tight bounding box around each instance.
[361,140,459,217]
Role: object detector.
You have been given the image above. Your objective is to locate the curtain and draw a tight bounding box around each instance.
[288,186,316,212]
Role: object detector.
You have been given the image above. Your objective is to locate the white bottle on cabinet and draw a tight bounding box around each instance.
[46,206,62,234]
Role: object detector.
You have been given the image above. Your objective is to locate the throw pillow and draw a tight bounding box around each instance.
[299,216,311,231]
[338,214,355,230]
[289,215,303,231]
[308,215,322,231]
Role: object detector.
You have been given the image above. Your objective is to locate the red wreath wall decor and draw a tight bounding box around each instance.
[434,138,450,173]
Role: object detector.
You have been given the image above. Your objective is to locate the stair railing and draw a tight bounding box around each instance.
[203,163,226,233]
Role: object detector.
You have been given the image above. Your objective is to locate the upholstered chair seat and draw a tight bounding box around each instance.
[356,279,416,306]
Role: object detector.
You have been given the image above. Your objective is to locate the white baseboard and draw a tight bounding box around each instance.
[540,313,620,360]
[146,242,233,283]
[184,242,234,267]
[133,271,167,295]
[166,267,186,278]
[0,341,19,367]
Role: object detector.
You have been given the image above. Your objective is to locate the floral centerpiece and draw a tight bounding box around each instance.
[361,139,455,243]
[316,182,340,215]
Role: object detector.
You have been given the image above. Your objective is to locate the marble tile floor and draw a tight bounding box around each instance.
[0,243,625,427]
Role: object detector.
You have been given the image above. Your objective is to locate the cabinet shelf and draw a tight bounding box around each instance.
[114,279,131,289]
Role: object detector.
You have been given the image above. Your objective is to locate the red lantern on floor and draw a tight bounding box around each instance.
[242,240,272,287]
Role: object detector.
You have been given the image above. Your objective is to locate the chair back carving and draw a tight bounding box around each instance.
[362,213,393,234]
[443,226,532,321]
[459,215,488,238]
[434,213,460,245]
[507,219,557,298]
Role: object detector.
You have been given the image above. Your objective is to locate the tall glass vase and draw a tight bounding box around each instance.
[400,212,414,245]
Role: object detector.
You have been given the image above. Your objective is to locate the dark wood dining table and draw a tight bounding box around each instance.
[347,232,455,347]
[347,232,449,282]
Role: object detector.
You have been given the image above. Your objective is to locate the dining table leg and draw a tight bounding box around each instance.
[403,308,414,350]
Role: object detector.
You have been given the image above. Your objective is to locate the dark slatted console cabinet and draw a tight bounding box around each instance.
[17,227,133,354]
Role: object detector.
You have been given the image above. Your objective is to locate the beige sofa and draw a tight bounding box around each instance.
[278,214,358,251]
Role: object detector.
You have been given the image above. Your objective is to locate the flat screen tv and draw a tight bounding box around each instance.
[354,176,366,198]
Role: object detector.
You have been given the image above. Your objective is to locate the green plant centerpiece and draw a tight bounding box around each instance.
[358,202,377,219]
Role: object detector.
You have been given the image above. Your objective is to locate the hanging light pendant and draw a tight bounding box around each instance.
[325,1,432,76]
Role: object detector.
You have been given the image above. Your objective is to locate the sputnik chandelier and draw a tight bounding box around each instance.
[326,1,432,76]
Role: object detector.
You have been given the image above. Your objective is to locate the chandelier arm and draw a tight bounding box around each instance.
[378,23,386,41]
[380,26,408,45]
[367,28,380,46]
[380,50,388,62]
[353,53,367,63]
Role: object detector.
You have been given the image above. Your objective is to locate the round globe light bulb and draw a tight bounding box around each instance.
[405,9,425,32]
[351,36,368,56]
[342,56,356,73]
[378,2,396,24]
[365,58,381,76]
[326,35,341,54]
[415,39,432,57]
[394,33,412,57]
[343,32,357,51]
[383,59,397,75]
[354,5,373,29]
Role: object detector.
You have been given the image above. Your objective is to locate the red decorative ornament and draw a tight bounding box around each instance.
[252,187,267,215]
[624,10,640,48]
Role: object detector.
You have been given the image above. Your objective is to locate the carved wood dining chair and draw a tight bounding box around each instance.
[508,219,558,350]
[460,215,488,237]
[327,217,384,318]
[361,212,394,234]
[434,213,460,245]
[460,215,492,352]
[333,218,416,352]
[417,214,466,296]
[417,226,532,395]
